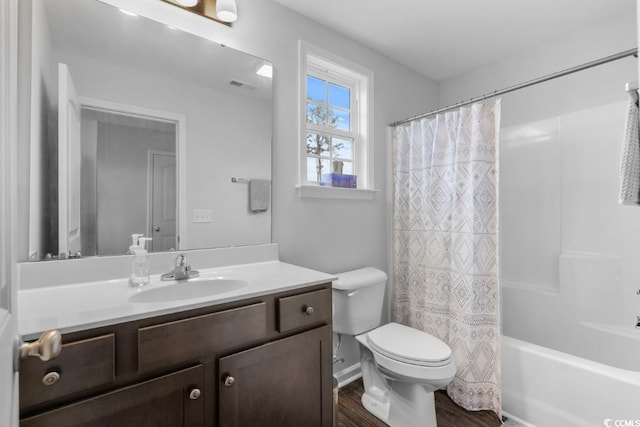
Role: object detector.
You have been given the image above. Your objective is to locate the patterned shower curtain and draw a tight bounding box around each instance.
[391,99,501,415]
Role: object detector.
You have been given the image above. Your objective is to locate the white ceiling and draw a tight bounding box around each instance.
[272,0,636,81]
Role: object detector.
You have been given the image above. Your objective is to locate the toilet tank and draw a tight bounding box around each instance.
[332,267,387,335]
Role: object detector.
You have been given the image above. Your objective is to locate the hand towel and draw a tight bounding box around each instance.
[249,179,271,213]
[619,90,640,205]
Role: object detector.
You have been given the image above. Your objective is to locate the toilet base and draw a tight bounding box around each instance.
[361,389,390,422]
[361,383,437,427]
[358,341,439,427]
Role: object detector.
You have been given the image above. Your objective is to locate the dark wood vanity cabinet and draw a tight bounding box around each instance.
[19,284,333,427]
[219,326,332,427]
[21,365,204,427]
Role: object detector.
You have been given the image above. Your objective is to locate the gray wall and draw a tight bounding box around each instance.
[214,0,439,272]
[225,0,440,370]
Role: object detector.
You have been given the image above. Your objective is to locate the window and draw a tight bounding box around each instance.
[298,42,374,198]
[305,73,355,182]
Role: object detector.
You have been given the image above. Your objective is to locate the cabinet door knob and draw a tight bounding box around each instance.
[189,388,201,400]
[304,306,314,316]
[223,375,235,387]
[19,330,62,361]
[42,371,60,386]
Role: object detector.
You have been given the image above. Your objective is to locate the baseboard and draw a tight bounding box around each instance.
[333,362,361,388]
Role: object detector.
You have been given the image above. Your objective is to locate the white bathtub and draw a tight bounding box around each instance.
[502,335,640,427]
[498,84,640,426]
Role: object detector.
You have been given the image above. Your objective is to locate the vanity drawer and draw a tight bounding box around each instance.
[20,334,115,410]
[138,302,267,373]
[277,287,331,333]
[21,364,204,427]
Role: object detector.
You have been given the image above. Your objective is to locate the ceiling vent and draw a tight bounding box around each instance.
[229,80,258,90]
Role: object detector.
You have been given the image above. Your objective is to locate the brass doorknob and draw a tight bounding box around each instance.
[19,330,62,361]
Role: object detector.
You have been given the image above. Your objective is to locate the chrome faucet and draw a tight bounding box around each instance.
[161,254,199,281]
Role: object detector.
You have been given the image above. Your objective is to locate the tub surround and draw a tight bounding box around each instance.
[498,98,640,424]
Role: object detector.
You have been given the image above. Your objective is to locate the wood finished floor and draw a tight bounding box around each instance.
[337,379,502,427]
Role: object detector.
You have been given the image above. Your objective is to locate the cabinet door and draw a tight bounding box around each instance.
[21,365,203,427]
[219,326,332,427]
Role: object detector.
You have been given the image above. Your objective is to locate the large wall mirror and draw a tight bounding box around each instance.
[21,0,272,262]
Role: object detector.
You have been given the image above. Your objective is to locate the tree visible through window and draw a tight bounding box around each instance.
[305,73,355,183]
[299,44,372,193]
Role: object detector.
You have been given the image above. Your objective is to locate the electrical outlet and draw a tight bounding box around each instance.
[193,209,212,223]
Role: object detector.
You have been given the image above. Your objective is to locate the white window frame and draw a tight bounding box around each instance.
[297,41,376,199]
[305,66,357,183]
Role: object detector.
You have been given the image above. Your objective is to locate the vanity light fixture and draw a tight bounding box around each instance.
[256,64,273,79]
[216,0,238,23]
[161,0,237,26]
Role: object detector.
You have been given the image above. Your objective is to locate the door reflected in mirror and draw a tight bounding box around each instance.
[22,0,273,262]
[81,105,178,256]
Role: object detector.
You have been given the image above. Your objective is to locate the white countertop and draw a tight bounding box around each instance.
[19,261,336,339]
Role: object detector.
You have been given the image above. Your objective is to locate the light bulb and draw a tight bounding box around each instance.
[175,0,198,7]
[216,0,237,22]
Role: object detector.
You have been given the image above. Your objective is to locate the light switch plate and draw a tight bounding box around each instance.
[193,209,212,223]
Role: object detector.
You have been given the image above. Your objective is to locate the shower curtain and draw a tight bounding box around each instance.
[391,99,501,415]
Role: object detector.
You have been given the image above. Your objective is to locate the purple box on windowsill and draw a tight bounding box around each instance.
[320,173,357,188]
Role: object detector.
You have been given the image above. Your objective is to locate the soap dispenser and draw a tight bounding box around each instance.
[129,237,152,287]
[128,234,144,255]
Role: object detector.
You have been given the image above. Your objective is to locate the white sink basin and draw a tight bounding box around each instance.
[129,278,248,303]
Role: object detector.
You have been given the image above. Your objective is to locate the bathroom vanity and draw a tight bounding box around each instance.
[18,259,335,427]
[14,0,330,423]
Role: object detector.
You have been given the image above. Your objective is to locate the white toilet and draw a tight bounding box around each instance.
[333,267,456,427]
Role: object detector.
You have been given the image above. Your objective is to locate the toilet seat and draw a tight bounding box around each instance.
[367,322,452,367]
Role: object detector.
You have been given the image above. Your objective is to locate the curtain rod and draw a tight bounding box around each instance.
[390,48,638,127]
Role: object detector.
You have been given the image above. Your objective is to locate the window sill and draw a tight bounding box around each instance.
[295,185,379,200]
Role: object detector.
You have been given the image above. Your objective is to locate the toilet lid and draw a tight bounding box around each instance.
[367,323,452,367]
